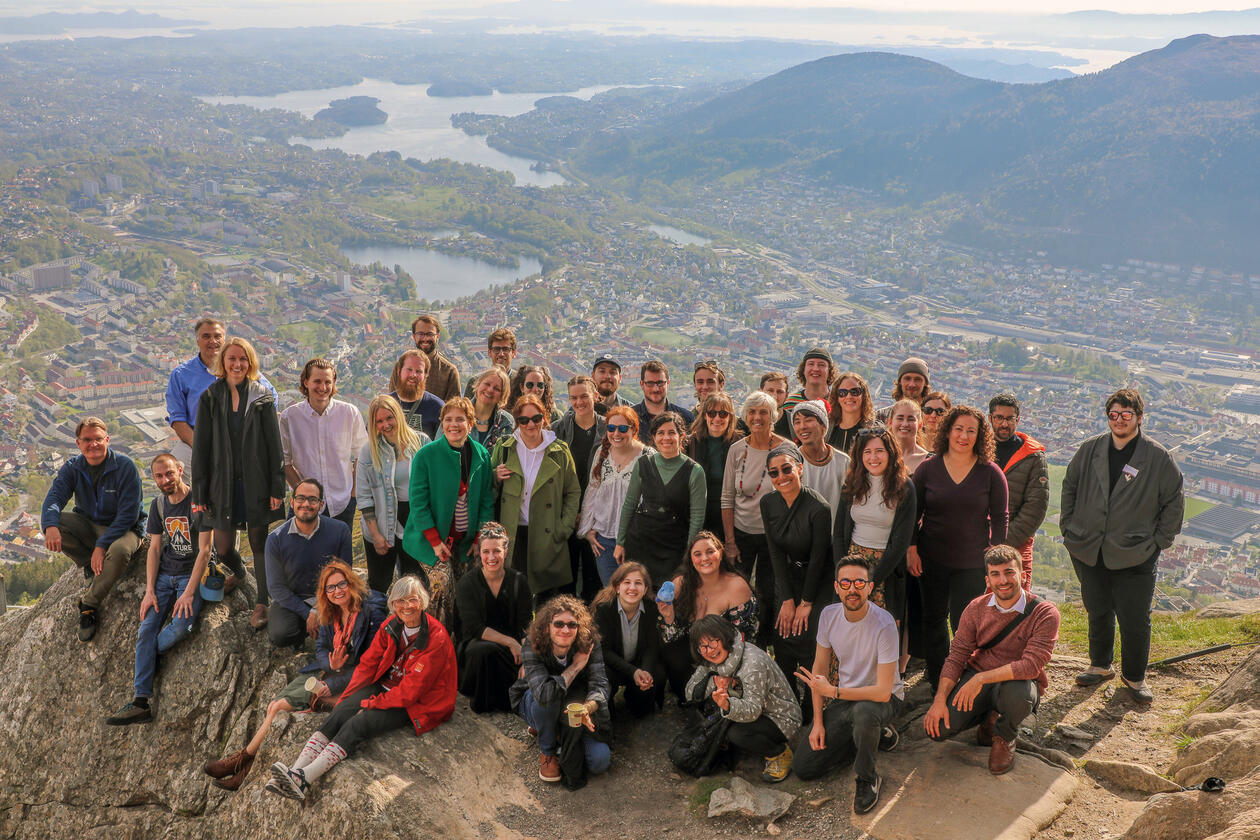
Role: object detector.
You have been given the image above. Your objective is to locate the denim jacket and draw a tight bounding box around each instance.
[356,436,427,546]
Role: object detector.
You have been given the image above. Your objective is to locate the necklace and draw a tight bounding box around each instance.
[736,441,768,497]
[803,445,833,467]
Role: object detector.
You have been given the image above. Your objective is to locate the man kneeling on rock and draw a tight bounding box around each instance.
[924,545,1060,774]
[791,554,903,815]
[107,454,214,725]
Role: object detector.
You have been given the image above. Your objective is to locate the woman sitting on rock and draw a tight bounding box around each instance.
[202,561,386,790]
[267,575,456,801]
[684,614,802,783]
[591,562,663,718]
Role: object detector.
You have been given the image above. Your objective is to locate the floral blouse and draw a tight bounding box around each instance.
[658,595,759,645]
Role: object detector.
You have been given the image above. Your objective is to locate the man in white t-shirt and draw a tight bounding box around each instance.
[792,554,903,815]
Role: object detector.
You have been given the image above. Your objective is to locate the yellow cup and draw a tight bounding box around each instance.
[566,702,586,727]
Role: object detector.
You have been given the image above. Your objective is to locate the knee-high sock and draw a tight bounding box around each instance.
[301,741,347,783]
[292,732,330,771]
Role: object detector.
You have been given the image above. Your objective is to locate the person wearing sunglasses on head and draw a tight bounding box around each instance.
[510,595,612,786]
[508,364,563,425]
[554,375,608,598]
[761,443,835,715]
[579,406,648,586]
[1061,388,1182,704]
[827,372,876,457]
[686,392,745,536]
[492,394,581,604]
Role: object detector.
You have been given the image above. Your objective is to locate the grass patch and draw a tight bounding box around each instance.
[1183,497,1214,522]
[1175,733,1195,752]
[1056,604,1260,663]
[688,775,730,816]
[631,326,689,348]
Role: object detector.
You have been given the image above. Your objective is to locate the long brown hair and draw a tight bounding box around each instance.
[315,561,369,626]
[675,531,748,626]
[933,404,995,462]
[828,371,875,427]
[527,595,597,656]
[688,392,740,444]
[841,427,910,509]
[509,364,556,419]
[591,561,653,607]
[592,405,641,481]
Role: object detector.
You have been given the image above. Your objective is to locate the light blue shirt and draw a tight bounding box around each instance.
[166,354,277,427]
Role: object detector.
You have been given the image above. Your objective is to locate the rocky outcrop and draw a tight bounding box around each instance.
[1196,599,1260,619]
[0,563,536,839]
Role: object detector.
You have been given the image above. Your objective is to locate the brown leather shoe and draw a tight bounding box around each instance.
[211,752,255,791]
[250,604,269,630]
[976,710,998,747]
[204,749,251,779]
[538,753,561,783]
[989,735,1016,775]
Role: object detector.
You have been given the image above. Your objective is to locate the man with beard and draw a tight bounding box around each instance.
[631,360,693,445]
[792,555,903,815]
[591,354,631,413]
[389,349,445,440]
[924,545,1060,775]
[105,454,213,725]
[264,478,353,648]
[876,357,930,423]
[988,393,1048,588]
[410,314,460,401]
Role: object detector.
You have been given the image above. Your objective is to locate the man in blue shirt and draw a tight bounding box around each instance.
[166,317,277,476]
[42,417,144,641]
[265,478,354,648]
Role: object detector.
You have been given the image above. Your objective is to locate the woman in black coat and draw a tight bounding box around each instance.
[454,522,533,713]
[591,562,663,718]
[191,337,284,630]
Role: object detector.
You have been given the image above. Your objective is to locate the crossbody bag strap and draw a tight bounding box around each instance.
[976,595,1040,651]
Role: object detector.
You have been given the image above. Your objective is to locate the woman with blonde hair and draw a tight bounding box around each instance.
[358,394,428,594]
[202,561,386,790]
[470,367,515,449]
[191,336,284,630]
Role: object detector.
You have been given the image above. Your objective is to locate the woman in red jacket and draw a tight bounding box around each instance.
[267,575,456,801]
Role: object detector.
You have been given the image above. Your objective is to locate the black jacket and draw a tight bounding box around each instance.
[191,378,285,530]
[593,598,663,683]
[833,482,917,586]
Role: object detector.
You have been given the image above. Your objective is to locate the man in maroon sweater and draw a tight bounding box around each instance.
[923,545,1060,775]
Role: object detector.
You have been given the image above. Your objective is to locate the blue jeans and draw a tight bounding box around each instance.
[133,572,203,698]
[592,534,618,587]
[517,688,611,774]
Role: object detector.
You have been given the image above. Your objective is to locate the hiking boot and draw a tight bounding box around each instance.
[78,602,99,642]
[879,725,900,752]
[204,749,251,779]
[250,604,269,630]
[761,745,793,783]
[211,752,255,791]
[854,773,881,814]
[1123,678,1154,705]
[989,735,1016,775]
[1075,667,1115,687]
[538,753,561,783]
[105,701,152,726]
[976,710,998,747]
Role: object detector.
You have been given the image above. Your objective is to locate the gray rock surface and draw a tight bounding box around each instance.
[0,564,537,839]
[1123,768,1260,840]
[1196,599,1260,619]
[1082,760,1181,795]
[707,776,794,821]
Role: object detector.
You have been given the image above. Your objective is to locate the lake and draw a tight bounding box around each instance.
[205,80,628,187]
[340,243,542,302]
[648,224,712,247]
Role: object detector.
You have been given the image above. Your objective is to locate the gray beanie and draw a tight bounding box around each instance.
[791,399,830,428]
[768,442,804,465]
[897,357,929,381]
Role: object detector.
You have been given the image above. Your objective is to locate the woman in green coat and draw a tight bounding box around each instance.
[491,394,581,602]
[403,397,494,627]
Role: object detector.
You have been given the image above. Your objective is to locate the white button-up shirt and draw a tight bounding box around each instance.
[280,398,368,517]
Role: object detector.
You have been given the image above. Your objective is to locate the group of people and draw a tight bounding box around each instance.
[39,315,1185,811]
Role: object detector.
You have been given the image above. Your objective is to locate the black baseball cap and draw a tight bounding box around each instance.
[591,354,621,371]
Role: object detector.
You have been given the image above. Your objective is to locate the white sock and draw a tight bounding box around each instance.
[300,741,346,783]
[292,732,331,771]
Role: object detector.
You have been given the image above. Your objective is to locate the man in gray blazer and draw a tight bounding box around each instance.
[1060,388,1183,704]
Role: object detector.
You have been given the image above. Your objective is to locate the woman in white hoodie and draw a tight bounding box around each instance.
[491,393,582,603]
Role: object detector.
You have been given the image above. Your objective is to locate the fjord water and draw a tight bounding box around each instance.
[339,243,543,303]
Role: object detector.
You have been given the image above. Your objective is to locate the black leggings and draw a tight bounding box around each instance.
[318,683,411,755]
[363,503,421,595]
[212,526,270,606]
[727,714,787,759]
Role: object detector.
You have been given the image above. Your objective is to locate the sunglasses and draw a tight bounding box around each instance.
[922,407,947,416]
[523,381,544,390]
[767,464,796,478]
[516,414,545,426]
[552,620,579,630]
[705,409,731,419]
[324,580,349,594]
[834,387,864,397]
[1107,410,1136,421]
[607,423,631,434]
[837,578,870,590]
[694,360,718,371]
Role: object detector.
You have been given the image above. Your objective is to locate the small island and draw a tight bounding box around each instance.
[427,80,494,97]
[314,96,387,127]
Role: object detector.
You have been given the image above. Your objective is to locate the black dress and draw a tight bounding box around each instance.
[454,566,533,713]
[625,457,694,588]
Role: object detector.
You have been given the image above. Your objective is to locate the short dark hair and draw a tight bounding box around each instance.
[650,410,687,438]
[410,314,441,335]
[487,327,516,351]
[193,317,224,334]
[689,614,739,663]
[1105,388,1144,417]
[760,371,789,390]
[988,393,1020,415]
[984,544,1023,568]
[836,553,873,577]
[933,404,995,462]
[641,360,668,380]
[294,477,325,500]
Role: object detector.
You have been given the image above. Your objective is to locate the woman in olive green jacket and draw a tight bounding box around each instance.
[492,394,581,599]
